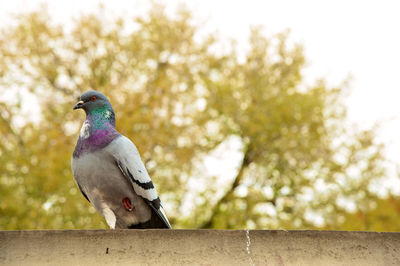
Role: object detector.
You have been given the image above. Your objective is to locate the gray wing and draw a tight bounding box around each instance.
[77,183,90,203]
[108,136,171,229]
[71,157,90,203]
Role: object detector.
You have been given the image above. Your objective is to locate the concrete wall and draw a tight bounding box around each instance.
[0,230,399,266]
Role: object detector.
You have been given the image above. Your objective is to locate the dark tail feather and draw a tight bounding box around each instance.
[128,207,171,229]
[149,206,172,229]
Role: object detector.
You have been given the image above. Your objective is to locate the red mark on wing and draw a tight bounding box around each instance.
[123,197,133,212]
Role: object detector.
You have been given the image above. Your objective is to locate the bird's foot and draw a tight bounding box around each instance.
[122,197,133,211]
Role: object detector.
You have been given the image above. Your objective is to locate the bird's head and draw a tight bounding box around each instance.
[73,90,113,114]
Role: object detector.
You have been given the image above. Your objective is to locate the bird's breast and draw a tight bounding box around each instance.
[72,150,127,195]
[71,150,152,226]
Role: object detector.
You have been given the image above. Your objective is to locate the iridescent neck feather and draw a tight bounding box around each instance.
[73,106,120,158]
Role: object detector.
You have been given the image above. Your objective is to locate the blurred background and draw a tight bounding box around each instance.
[1,0,400,230]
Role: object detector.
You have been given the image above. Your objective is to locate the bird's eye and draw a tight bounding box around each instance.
[91,96,97,101]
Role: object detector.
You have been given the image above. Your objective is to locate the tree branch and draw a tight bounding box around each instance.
[200,143,252,228]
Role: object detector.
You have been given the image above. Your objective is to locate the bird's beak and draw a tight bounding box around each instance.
[73,100,84,110]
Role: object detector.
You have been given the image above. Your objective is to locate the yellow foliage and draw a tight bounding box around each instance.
[0,5,393,230]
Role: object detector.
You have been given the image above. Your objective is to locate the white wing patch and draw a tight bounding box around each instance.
[132,183,158,201]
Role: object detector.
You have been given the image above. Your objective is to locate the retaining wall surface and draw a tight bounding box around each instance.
[0,230,399,265]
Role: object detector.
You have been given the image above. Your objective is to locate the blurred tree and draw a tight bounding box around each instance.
[0,5,392,230]
[333,196,400,232]
[197,29,387,229]
[0,6,219,229]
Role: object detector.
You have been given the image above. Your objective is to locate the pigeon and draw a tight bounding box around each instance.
[71,90,171,229]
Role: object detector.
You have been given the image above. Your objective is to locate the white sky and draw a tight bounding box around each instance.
[1,0,400,192]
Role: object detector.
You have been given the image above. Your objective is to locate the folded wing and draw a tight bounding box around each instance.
[110,136,171,229]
